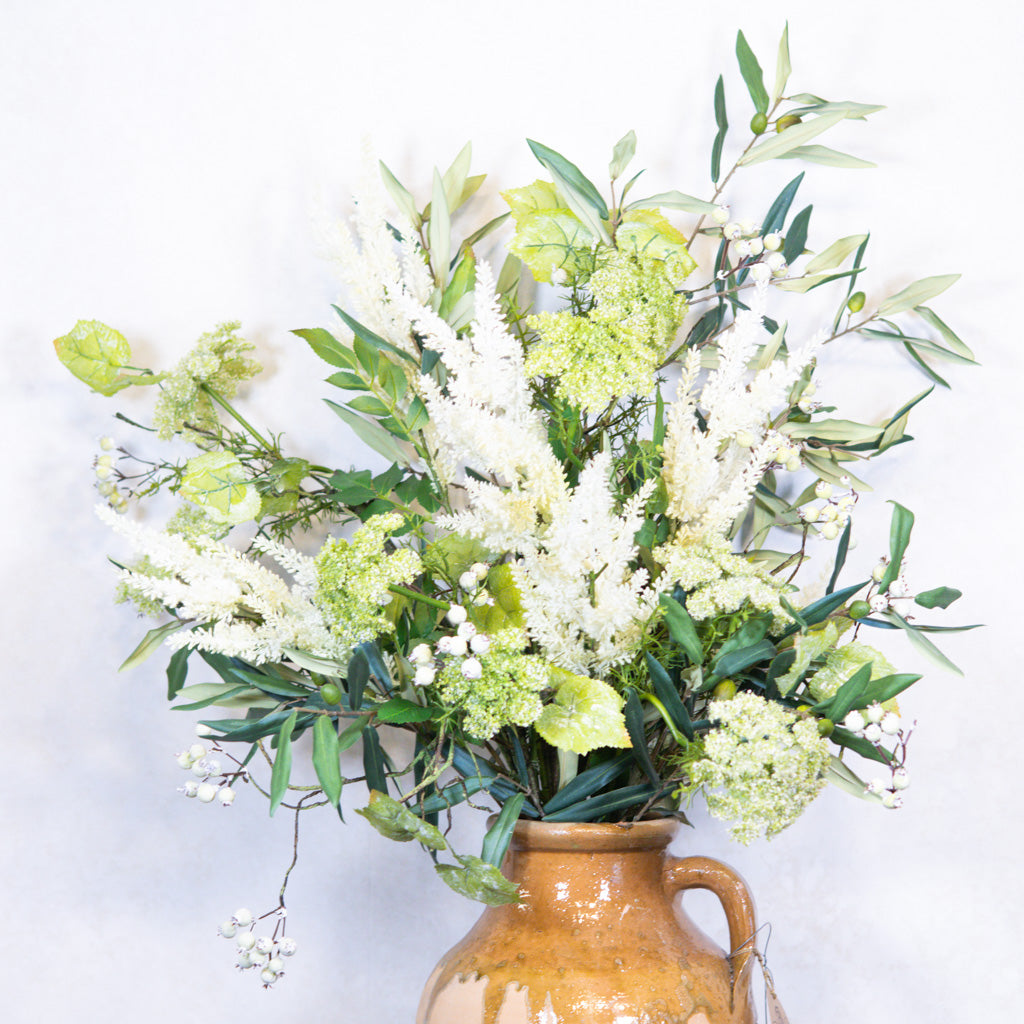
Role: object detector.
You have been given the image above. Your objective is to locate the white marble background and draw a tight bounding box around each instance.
[2,1,1021,1021]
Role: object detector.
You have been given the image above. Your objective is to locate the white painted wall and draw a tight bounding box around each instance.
[2,1,1020,1021]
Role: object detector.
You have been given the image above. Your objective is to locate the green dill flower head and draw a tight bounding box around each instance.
[314,513,422,654]
[689,691,831,843]
[435,628,548,740]
[525,248,689,413]
[656,534,793,633]
[153,322,261,441]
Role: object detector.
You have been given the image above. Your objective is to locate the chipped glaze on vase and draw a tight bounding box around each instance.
[417,819,757,1024]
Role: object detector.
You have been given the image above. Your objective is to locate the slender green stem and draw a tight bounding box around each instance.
[200,384,277,455]
[388,584,450,610]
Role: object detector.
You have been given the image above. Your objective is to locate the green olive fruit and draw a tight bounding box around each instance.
[750,112,769,135]
[817,718,835,737]
[776,114,803,132]
[320,682,342,705]
[847,291,866,313]
[712,679,738,700]
[848,599,871,619]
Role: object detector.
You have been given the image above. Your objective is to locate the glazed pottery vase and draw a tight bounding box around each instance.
[417,819,757,1024]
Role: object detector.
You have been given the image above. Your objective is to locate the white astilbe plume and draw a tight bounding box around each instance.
[402,261,567,508]
[661,280,823,544]
[99,506,339,665]
[401,269,656,673]
[513,453,658,675]
[326,146,433,359]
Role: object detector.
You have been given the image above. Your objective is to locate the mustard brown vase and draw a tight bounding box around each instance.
[417,818,758,1024]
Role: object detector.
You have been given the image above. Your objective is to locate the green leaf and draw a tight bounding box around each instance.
[863,672,922,705]
[543,783,657,823]
[915,306,975,361]
[347,648,370,711]
[379,160,421,228]
[313,716,343,807]
[357,790,447,849]
[119,620,182,672]
[325,400,411,466]
[542,753,632,815]
[826,518,853,594]
[915,586,962,610]
[293,327,356,369]
[784,418,882,444]
[879,502,914,593]
[435,855,519,906]
[527,139,609,221]
[825,755,883,802]
[761,173,804,236]
[269,710,298,817]
[645,653,695,742]
[813,663,873,723]
[772,22,791,103]
[786,582,867,635]
[739,110,847,166]
[884,611,964,675]
[711,76,728,182]
[347,394,391,417]
[783,205,812,263]
[736,30,769,113]
[609,130,637,181]
[627,190,719,215]
[534,668,631,755]
[777,145,876,169]
[332,304,416,365]
[171,682,252,711]
[374,698,440,724]
[830,725,894,765]
[481,793,526,868]
[805,234,870,275]
[337,714,370,752]
[659,594,703,666]
[785,99,886,121]
[623,688,660,787]
[420,776,488,816]
[53,320,141,396]
[708,639,777,682]
[166,646,190,700]
[428,168,451,288]
[361,726,389,793]
[878,275,961,316]
[441,141,473,212]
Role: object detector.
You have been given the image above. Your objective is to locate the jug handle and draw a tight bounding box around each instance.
[663,856,757,1004]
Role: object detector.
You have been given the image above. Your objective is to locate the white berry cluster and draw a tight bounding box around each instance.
[175,732,240,806]
[457,561,494,605]
[409,603,492,687]
[799,478,858,541]
[711,206,789,282]
[93,436,128,513]
[218,907,296,986]
[841,702,911,808]
[868,558,915,617]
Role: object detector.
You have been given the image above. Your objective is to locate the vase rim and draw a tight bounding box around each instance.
[510,817,679,852]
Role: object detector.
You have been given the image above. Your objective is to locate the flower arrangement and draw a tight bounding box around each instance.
[57,26,974,990]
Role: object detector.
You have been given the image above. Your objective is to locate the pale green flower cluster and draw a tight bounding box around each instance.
[153,322,261,440]
[656,534,792,632]
[435,628,549,739]
[314,514,421,653]
[526,250,689,413]
[116,503,227,616]
[690,692,831,843]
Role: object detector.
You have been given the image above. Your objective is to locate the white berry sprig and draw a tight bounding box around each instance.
[219,906,296,987]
